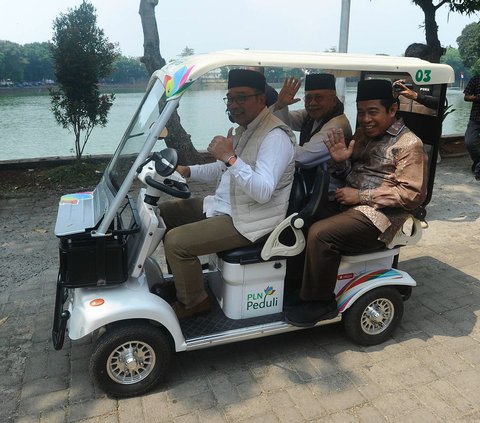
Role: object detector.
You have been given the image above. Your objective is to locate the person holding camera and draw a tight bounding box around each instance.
[393,80,439,110]
[463,74,480,179]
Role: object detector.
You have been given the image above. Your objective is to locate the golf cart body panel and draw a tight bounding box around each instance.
[336,268,416,313]
[66,276,186,350]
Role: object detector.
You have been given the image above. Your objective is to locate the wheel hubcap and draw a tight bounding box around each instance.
[360,298,394,335]
[106,341,156,385]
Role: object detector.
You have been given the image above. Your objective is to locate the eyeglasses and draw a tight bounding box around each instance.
[303,94,332,103]
[223,94,259,105]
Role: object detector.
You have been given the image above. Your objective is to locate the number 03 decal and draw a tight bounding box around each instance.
[415,69,431,82]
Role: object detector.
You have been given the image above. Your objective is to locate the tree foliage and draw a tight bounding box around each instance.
[409,0,480,63]
[22,42,54,82]
[457,22,480,70]
[179,46,195,57]
[0,40,25,81]
[0,39,147,85]
[110,56,149,84]
[50,1,120,161]
[441,47,470,81]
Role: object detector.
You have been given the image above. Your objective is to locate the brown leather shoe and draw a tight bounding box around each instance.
[171,297,211,320]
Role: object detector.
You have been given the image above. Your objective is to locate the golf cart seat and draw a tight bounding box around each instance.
[217,166,328,264]
[218,164,424,265]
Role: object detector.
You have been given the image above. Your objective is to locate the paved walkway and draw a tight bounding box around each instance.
[1,155,480,422]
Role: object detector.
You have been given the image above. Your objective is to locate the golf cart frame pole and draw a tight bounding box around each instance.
[94,98,180,237]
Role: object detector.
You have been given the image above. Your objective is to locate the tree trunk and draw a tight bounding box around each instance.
[414,0,445,63]
[138,0,211,164]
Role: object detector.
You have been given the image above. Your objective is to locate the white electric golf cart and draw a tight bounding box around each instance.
[52,50,454,397]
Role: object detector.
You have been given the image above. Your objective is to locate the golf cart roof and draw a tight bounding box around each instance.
[152,49,455,99]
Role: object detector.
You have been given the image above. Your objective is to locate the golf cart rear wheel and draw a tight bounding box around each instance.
[89,322,172,398]
[343,287,403,346]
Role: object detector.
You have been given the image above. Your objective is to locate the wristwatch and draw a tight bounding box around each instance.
[225,155,237,167]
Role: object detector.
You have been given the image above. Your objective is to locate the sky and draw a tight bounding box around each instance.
[0,0,479,61]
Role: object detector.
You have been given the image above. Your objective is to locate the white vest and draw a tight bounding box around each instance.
[230,108,296,242]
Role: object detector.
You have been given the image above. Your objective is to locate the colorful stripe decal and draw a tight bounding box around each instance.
[59,192,93,205]
[336,269,402,312]
[164,65,194,99]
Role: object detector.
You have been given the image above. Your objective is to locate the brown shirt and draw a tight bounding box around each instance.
[331,118,428,244]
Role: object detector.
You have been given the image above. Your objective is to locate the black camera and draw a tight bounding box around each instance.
[393,83,413,92]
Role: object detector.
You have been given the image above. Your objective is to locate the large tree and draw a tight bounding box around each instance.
[139,0,209,164]
[0,41,24,81]
[457,22,480,71]
[50,1,119,161]
[23,42,54,82]
[410,0,480,63]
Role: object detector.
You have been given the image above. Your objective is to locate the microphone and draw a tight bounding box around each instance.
[226,108,235,123]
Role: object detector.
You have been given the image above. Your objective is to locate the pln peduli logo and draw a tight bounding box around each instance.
[246,286,279,310]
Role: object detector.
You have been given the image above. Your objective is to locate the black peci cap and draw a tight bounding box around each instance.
[228,69,266,92]
[356,79,394,102]
[305,73,336,91]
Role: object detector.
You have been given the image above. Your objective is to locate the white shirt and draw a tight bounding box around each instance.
[190,127,294,217]
[273,108,331,168]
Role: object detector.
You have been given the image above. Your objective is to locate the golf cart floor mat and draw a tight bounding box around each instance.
[178,277,284,340]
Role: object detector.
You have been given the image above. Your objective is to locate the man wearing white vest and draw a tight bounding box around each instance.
[159,69,296,320]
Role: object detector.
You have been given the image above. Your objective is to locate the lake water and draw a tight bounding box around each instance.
[0,87,471,161]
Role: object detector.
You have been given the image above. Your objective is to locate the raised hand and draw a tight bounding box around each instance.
[207,127,235,162]
[393,79,417,100]
[325,128,355,164]
[275,77,302,110]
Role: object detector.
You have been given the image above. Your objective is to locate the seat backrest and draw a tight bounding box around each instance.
[295,166,331,227]
[285,169,308,217]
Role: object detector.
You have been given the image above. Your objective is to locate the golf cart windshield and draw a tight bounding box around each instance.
[106,79,168,192]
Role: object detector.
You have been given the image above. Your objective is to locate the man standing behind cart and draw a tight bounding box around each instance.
[285,79,428,327]
[463,73,480,179]
[159,69,296,320]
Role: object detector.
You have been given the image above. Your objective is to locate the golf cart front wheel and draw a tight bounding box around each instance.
[343,287,404,346]
[89,322,172,398]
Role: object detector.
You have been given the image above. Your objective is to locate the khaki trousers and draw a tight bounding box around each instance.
[159,198,252,305]
[300,208,384,301]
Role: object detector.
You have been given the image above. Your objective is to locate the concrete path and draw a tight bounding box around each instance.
[1,155,480,422]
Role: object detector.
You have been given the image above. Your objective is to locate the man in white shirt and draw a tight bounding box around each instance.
[273,73,352,175]
[159,69,296,320]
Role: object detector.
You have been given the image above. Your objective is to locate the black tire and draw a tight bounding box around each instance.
[89,322,172,398]
[343,287,404,346]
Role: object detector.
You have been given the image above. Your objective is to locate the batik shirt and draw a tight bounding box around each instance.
[331,118,428,244]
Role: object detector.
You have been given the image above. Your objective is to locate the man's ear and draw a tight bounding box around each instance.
[389,101,399,116]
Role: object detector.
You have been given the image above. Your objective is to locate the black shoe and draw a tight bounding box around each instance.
[151,281,177,303]
[283,290,303,310]
[284,297,338,328]
[475,172,480,181]
[472,161,479,173]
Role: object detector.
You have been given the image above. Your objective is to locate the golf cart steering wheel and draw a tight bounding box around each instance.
[144,148,191,199]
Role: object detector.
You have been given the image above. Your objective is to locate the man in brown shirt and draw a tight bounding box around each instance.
[285,79,428,327]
